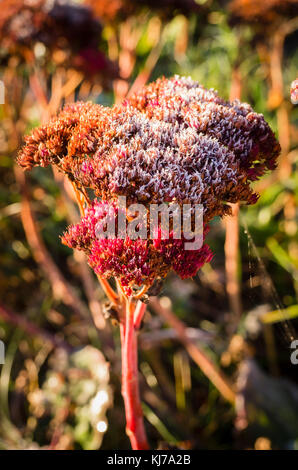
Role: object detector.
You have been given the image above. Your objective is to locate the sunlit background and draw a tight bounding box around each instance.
[0,0,297,450]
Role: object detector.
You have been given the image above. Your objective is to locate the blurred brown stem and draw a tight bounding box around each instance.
[28,72,48,114]
[113,18,145,102]
[127,23,164,97]
[150,297,236,405]
[224,202,242,326]
[54,170,105,329]
[0,304,71,352]
[267,19,298,179]
[14,167,91,323]
[224,63,242,326]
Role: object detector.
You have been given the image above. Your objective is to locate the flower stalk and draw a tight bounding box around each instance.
[121,298,149,449]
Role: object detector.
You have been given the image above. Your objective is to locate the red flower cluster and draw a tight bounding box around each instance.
[61,200,213,293]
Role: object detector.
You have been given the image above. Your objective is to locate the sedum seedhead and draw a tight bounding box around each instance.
[18,76,280,222]
[18,75,280,291]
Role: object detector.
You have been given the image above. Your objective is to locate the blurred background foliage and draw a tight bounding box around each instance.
[0,0,297,450]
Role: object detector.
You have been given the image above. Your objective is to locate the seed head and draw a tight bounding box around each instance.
[18,76,280,222]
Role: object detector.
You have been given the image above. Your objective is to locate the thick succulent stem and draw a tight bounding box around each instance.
[121,298,149,450]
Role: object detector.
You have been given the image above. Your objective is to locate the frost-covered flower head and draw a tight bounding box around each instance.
[18,76,280,291]
[18,76,280,222]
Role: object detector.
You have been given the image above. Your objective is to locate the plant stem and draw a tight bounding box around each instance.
[14,167,91,322]
[224,202,242,328]
[127,21,164,97]
[96,274,119,307]
[225,59,242,326]
[121,298,149,450]
[150,297,235,405]
[134,301,147,329]
[0,304,71,352]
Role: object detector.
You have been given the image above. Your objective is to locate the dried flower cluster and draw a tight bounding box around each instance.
[18,76,280,221]
[61,199,213,293]
[0,0,114,78]
[229,0,298,26]
[85,0,202,23]
[18,75,280,291]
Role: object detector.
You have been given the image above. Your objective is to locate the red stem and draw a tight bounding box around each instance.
[134,300,147,330]
[121,299,149,450]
